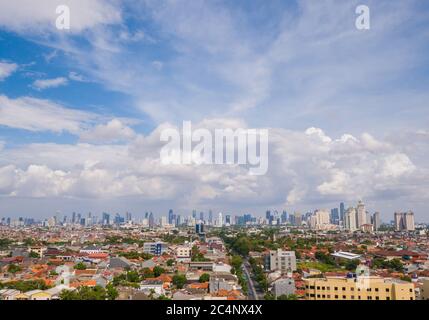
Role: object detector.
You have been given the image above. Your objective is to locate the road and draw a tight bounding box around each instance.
[242,259,261,300]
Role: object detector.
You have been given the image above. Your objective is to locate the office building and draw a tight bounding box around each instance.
[143,242,168,256]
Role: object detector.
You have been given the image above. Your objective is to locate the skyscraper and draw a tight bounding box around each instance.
[356,200,367,228]
[330,208,339,225]
[395,211,415,231]
[225,215,231,225]
[208,210,213,225]
[339,202,345,224]
[148,212,155,228]
[102,212,110,226]
[373,212,381,231]
[199,211,204,222]
[345,207,357,231]
[218,212,223,227]
[168,209,174,225]
[281,210,288,224]
[126,212,132,222]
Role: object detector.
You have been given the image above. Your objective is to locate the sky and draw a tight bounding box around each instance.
[0,0,428,222]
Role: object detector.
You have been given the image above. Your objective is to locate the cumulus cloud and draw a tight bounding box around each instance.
[0,61,18,81]
[32,77,68,90]
[0,120,427,216]
[79,119,136,144]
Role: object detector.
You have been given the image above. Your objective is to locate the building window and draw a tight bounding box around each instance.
[351,296,354,300]
[375,297,379,300]
[335,295,338,299]
[386,297,390,300]
[342,287,346,291]
[342,295,346,299]
[317,286,320,290]
[334,287,338,291]
[386,288,390,292]
[375,288,379,292]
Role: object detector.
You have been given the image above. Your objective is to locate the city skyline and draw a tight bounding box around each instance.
[1,1,429,221]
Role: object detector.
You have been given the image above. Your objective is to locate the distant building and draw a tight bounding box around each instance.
[372,212,381,231]
[394,211,415,231]
[356,200,367,228]
[344,207,357,231]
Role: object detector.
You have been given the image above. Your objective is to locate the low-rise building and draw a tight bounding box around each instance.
[304,276,415,300]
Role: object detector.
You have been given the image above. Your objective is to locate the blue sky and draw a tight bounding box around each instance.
[0,0,429,221]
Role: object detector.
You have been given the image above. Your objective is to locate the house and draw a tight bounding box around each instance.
[44,285,73,300]
[141,259,157,269]
[79,246,103,254]
[26,290,52,300]
[109,257,133,269]
[0,289,21,300]
[139,279,165,296]
[209,273,239,293]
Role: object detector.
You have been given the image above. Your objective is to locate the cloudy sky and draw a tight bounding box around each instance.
[0,0,428,222]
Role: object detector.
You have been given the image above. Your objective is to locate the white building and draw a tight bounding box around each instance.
[267,249,297,273]
[356,200,367,228]
[345,207,357,232]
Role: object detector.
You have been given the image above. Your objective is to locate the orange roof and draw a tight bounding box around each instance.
[70,280,97,288]
[75,269,97,276]
[188,282,209,289]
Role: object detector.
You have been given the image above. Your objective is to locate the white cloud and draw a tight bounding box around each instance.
[80,119,136,143]
[0,95,94,133]
[0,61,18,81]
[0,120,427,216]
[0,0,121,34]
[68,71,87,82]
[32,77,68,90]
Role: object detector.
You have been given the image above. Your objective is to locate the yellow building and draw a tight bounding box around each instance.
[304,276,415,300]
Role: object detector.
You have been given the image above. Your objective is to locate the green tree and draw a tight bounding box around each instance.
[230,255,243,270]
[126,270,141,283]
[7,264,22,274]
[106,284,119,300]
[153,266,165,278]
[141,268,154,279]
[74,262,87,270]
[173,274,187,289]
[166,259,175,267]
[345,259,360,271]
[29,251,40,259]
[199,273,210,283]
